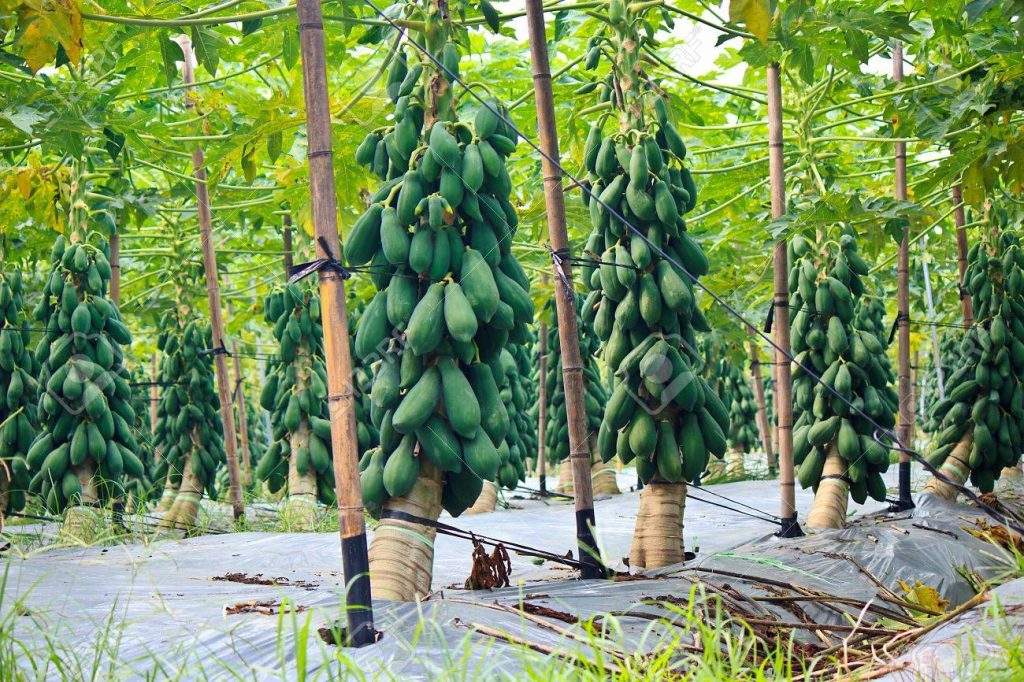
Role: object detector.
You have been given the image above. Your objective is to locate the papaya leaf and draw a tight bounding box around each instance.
[729,0,771,43]
[283,26,299,70]
[159,32,183,87]
[480,0,501,33]
[191,27,223,76]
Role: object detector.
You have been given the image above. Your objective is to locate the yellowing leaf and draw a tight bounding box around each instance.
[16,169,32,199]
[962,160,986,207]
[729,0,771,43]
[897,579,949,614]
[12,0,83,72]
[20,22,56,73]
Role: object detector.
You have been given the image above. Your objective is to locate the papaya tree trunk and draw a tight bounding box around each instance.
[369,461,442,601]
[557,459,574,494]
[705,456,725,480]
[161,462,204,531]
[590,435,619,495]
[465,480,497,515]
[726,449,746,479]
[629,482,686,570]
[281,422,319,530]
[924,433,972,501]
[0,464,9,520]
[156,473,178,512]
[806,445,849,529]
[591,460,620,495]
[59,463,101,544]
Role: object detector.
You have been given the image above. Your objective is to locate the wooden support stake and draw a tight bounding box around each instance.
[748,341,776,473]
[283,213,294,275]
[109,232,121,306]
[951,185,974,327]
[767,63,801,537]
[892,42,915,511]
[295,0,376,645]
[177,36,245,521]
[232,341,253,485]
[525,0,603,577]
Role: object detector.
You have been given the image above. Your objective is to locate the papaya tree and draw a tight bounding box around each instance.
[790,233,897,528]
[551,297,615,494]
[254,283,338,529]
[151,314,225,531]
[349,1,534,601]
[27,186,144,542]
[578,0,727,569]
[924,223,1024,498]
[0,268,37,517]
[723,361,758,479]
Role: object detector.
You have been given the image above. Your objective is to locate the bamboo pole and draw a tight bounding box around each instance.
[537,311,548,496]
[232,340,253,486]
[177,36,245,521]
[892,42,915,511]
[295,0,375,644]
[748,341,776,473]
[951,185,974,327]
[767,63,801,537]
[283,213,294,275]
[109,232,121,306]
[525,0,603,578]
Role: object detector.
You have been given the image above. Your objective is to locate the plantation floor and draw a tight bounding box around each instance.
[2,471,1020,679]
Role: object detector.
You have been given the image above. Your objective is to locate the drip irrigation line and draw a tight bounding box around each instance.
[514,484,574,500]
[377,509,585,569]
[2,508,233,536]
[685,489,782,526]
[361,0,1021,541]
[688,482,783,523]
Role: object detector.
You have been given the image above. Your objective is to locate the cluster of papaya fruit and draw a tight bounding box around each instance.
[255,283,339,505]
[789,233,896,504]
[926,230,1024,491]
[577,0,727,487]
[722,362,759,455]
[151,318,224,501]
[490,342,533,490]
[349,301,381,455]
[26,236,144,513]
[0,270,37,513]
[542,297,605,467]
[920,333,961,434]
[351,38,533,517]
[123,366,156,502]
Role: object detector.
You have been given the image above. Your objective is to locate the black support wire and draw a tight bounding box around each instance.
[359,0,1024,539]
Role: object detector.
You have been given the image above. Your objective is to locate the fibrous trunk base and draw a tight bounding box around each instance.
[1001,465,1022,480]
[59,464,100,544]
[465,480,498,515]
[806,446,849,529]
[161,464,203,531]
[923,434,972,501]
[281,425,319,530]
[726,449,746,478]
[369,461,442,601]
[629,481,686,570]
[557,459,574,494]
[591,460,620,495]
[59,506,101,545]
[156,478,178,512]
